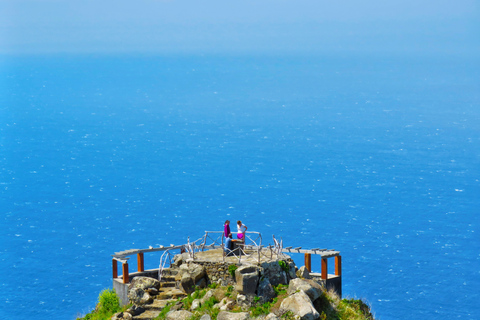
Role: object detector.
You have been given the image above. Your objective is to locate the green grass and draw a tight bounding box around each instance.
[77,289,127,320]
[228,265,238,278]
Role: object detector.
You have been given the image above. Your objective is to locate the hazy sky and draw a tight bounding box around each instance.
[1,0,479,55]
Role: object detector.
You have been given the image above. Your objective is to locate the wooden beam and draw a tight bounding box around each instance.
[335,255,342,276]
[137,252,144,272]
[112,259,118,278]
[321,258,328,280]
[304,253,311,272]
[122,263,129,284]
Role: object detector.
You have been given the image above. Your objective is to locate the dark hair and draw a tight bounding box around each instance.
[225,220,230,224]
[237,220,242,225]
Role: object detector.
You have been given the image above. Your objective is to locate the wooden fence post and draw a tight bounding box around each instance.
[112,259,118,278]
[304,253,312,272]
[321,258,328,280]
[335,255,342,276]
[137,252,144,272]
[122,263,129,284]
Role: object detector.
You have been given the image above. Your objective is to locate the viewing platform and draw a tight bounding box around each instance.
[111,231,342,305]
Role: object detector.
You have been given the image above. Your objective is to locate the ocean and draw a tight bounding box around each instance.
[1,53,479,319]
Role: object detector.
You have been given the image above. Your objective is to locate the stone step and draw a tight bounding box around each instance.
[159,281,176,288]
[157,288,186,300]
[133,309,161,320]
[160,276,176,282]
[161,268,179,276]
[144,299,174,311]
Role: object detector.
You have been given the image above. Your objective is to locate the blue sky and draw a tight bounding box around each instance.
[1,0,479,55]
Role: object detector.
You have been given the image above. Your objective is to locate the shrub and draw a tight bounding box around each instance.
[78,289,122,320]
[278,260,289,273]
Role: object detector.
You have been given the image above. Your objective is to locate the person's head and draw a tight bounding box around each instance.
[228,233,232,239]
[237,220,242,226]
[225,220,230,225]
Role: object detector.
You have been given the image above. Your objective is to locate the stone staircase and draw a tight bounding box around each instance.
[132,268,186,320]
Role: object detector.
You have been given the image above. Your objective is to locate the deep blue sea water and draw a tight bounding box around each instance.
[1,54,479,319]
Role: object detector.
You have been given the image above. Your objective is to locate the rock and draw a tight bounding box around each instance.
[200,315,212,320]
[126,305,145,316]
[236,294,254,309]
[111,311,133,320]
[260,261,288,287]
[196,277,207,289]
[212,287,227,302]
[287,279,323,302]
[217,311,250,320]
[191,299,201,310]
[145,287,159,296]
[280,291,319,320]
[265,313,280,320]
[180,273,195,295]
[296,266,311,280]
[201,290,215,303]
[166,310,194,320]
[127,287,152,306]
[257,278,276,303]
[170,301,184,311]
[172,254,184,267]
[287,262,297,281]
[235,265,259,295]
[128,276,160,291]
[177,264,190,280]
[189,263,206,283]
[214,297,235,311]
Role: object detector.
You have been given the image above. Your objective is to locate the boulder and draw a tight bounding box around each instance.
[145,287,159,296]
[166,310,193,320]
[260,261,287,287]
[212,287,227,302]
[170,301,184,311]
[217,311,250,320]
[111,312,133,320]
[287,279,323,302]
[296,266,311,279]
[172,254,184,267]
[180,273,195,295]
[235,265,259,295]
[126,305,145,316]
[196,277,207,289]
[265,313,280,320]
[236,294,254,309]
[214,297,236,311]
[280,291,319,320]
[128,276,160,291]
[191,299,201,310]
[189,263,206,283]
[200,315,212,320]
[127,287,152,306]
[287,262,297,280]
[257,278,276,303]
[201,290,215,303]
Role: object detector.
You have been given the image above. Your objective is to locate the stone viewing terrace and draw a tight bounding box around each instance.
[111,231,342,307]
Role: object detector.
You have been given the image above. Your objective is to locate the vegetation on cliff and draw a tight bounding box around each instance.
[78,283,373,320]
